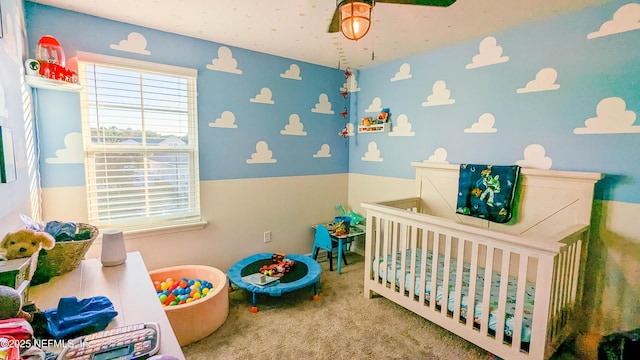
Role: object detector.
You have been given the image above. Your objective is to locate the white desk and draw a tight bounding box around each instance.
[29,252,185,359]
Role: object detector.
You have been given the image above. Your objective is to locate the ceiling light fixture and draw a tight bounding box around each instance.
[339,0,372,41]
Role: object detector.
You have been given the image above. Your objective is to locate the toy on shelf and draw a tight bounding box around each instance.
[259,253,295,277]
[358,108,391,133]
[26,35,79,85]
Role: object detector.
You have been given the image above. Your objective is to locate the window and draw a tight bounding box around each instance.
[77,52,201,233]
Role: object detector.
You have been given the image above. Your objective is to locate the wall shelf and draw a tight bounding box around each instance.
[358,123,390,133]
[25,75,82,92]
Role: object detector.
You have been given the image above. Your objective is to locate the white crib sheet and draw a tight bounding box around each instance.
[376,248,534,343]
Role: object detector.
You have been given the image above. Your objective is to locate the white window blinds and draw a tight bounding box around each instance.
[77,52,201,232]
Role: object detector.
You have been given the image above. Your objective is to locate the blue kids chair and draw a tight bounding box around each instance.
[311,224,348,272]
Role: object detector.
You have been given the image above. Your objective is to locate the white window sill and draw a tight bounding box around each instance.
[96,220,208,241]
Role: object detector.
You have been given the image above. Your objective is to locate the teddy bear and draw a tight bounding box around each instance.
[0,229,55,260]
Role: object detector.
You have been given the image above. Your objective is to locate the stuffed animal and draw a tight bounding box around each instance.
[0,229,55,260]
[0,285,31,321]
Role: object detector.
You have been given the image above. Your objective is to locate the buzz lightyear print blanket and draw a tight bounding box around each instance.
[455,164,520,223]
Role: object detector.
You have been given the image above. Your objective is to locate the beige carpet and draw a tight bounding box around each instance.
[182,253,581,360]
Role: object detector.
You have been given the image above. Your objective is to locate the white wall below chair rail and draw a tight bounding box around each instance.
[42,174,348,272]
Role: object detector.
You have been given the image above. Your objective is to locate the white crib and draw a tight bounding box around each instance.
[362,162,602,360]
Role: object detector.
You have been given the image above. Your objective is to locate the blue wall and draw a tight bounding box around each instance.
[25,1,640,205]
[350,0,640,204]
[25,3,349,188]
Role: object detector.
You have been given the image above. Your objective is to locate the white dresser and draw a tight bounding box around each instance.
[29,251,185,359]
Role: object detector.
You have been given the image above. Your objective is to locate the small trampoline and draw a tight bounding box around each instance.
[227,253,322,312]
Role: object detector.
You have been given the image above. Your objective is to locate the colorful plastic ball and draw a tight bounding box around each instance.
[158,294,167,303]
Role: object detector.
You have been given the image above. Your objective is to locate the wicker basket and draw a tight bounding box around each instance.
[31,223,99,285]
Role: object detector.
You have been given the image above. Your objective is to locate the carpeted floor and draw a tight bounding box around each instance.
[182,252,583,360]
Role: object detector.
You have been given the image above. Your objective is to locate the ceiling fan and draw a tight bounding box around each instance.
[328,0,457,40]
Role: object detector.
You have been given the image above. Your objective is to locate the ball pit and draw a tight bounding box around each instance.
[149,265,228,346]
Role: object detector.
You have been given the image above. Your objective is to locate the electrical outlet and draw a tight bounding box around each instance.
[263,231,271,243]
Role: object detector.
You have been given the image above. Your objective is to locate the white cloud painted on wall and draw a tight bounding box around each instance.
[313,144,332,158]
[280,64,302,80]
[341,73,360,92]
[250,88,275,104]
[209,111,238,128]
[587,3,640,39]
[422,80,455,107]
[280,114,307,136]
[464,113,497,133]
[516,144,553,169]
[110,32,151,55]
[3,13,21,65]
[423,147,449,163]
[390,63,412,82]
[361,141,383,162]
[246,141,276,164]
[206,46,243,74]
[342,123,355,137]
[517,68,560,93]
[389,114,414,136]
[311,94,334,114]
[0,84,8,118]
[14,138,27,169]
[465,36,509,69]
[365,97,383,113]
[45,132,83,164]
[574,97,640,134]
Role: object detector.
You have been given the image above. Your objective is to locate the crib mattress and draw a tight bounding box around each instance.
[376,249,534,343]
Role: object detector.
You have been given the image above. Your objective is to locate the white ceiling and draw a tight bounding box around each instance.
[27,0,608,70]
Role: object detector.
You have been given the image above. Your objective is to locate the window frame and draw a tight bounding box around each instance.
[76,51,203,234]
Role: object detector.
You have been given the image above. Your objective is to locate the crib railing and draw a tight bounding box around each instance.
[362,200,590,360]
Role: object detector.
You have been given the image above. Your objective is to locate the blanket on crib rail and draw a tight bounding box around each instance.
[456,164,520,223]
[376,249,534,344]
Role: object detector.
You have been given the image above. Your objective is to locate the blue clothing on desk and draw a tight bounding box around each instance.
[43,296,118,339]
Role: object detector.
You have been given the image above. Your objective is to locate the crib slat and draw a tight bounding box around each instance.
[512,254,529,351]
[549,252,559,332]
[453,238,465,322]
[399,223,408,295]
[529,255,554,360]
[569,240,582,304]
[442,235,453,318]
[561,243,577,326]
[480,245,494,337]
[408,225,418,302]
[418,233,429,306]
[466,242,479,330]
[371,217,380,281]
[430,232,440,312]
[495,249,511,344]
[379,218,387,288]
[557,246,569,328]
[390,220,398,292]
